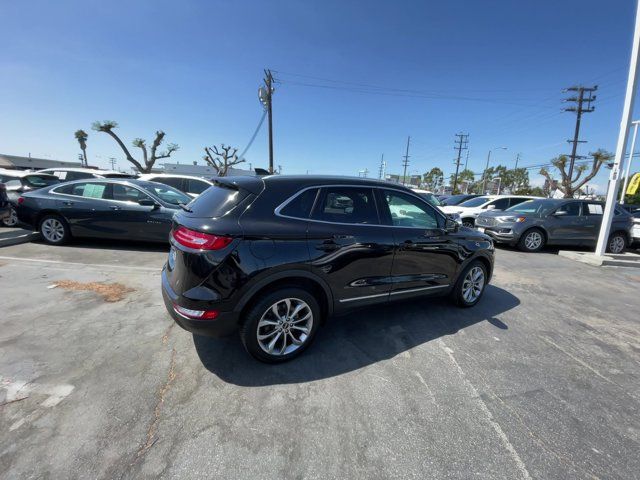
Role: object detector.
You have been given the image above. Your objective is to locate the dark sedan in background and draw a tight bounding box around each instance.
[0,170,61,227]
[475,198,633,253]
[17,178,191,244]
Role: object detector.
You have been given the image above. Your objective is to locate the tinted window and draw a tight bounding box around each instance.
[187,178,210,195]
[507,199,557,215]
[313,187,378,224]
[186,184,248,217]
[66,171,95,181]
[487,198,510,210]
[508,197,529,207]
[416,192,442,207]
[139,183,191,206]
[459,196,491,208]
[22,175,59,188]
[280,188,318,219]
[381,190,440,228]
[151,176,184,190]
[441,194,474,206]
[584,203,604,215]
[556,202,581,216]
[112,184,149,202]
[56,182,109,199]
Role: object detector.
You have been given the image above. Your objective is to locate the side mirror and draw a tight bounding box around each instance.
[485,204,496,210]
[553,210,568,217]
[138,198,159,209]
[445,217,459,232]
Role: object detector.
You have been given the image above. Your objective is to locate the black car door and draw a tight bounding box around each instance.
[55,182,116,237]
[307,186,395,307]
[377,188,459,298]
[107,183,172,241]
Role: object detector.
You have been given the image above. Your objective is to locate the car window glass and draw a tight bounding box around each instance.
[67,171,95,181]
[23,175,59,188]
[280,188,318,219]
[459,196,491,208]
[488,198,510,210]
[508,197,528,207]
[381,190,441,228]
[584,203,603,215]
[313,187,378,224]
[61,182,109,199]
[557,202,581,216]
[4,179,21,188]
[139,183,190,205]
[112,184,148,202]
[187,178,209,194]
[153,177,184,190]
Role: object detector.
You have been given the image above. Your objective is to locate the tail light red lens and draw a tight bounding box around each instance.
[17,197,25,205]
[173,304,219,320]
[172,226,232,250]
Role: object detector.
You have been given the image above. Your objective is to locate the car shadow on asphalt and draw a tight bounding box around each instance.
[192,285,519,386]
[33,237,169,252]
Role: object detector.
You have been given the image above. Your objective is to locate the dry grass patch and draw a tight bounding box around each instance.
[53,280,134,302]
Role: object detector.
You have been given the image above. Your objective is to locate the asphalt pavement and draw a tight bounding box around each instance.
[1,241,639,479]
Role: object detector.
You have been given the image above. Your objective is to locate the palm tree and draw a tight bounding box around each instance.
[74,129,88,167]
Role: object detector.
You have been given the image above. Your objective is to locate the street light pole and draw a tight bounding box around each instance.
[621,120,640,204]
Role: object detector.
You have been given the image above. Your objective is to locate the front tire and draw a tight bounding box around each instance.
[39,214,71,245]
[517,228,545,252]
[452,260,488,308]
[462,218,475,229]
[240,287,321,363]
[607,232,627,254]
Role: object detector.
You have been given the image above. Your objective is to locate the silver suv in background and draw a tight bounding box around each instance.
[475,198,633,253]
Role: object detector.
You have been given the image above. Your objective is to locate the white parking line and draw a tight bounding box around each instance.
[0,255,161,272]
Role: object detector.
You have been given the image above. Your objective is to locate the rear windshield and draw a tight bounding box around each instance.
[506,199,557,215]
[185,184,249,217]
[459,196,491,208]
[23,175,60,188]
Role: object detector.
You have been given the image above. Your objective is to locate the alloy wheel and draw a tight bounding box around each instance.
[257,298,313,356]
[524,231,543,251]
[609,235,625,254]
[462,220,474,228]
[3,208,17,227]
[41,218,65,243]
[462,266,485,303]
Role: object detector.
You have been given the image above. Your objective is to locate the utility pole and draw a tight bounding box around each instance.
[259,69,275,173]
[402,136,411,185]
[378,154,386,179]
[452,133,469,193]
[108,157,117,171]
[563,85,597,184]
[515,153,521,169]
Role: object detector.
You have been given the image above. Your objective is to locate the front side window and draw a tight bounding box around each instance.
[66,171,95,181]
[380,190,441,228]
[312,187,378,224]
[152,176,184,190]
[509,197,529,208]
[459,196,491,208]
[556,201,581,216]
[280,188,318,219]
[487,198,510,210]
[139,183,191,205]
[112,184,149,202]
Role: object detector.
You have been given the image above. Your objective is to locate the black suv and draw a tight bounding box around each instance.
[162,176,495,362]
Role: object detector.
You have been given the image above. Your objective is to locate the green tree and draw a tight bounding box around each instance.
[451,169,475,193]
[539,149,612,198]
[74,130,88,167]
[422,167,444,191]
[92,121,179,173]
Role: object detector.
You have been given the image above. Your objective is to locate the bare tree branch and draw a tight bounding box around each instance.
[203,144,245,176]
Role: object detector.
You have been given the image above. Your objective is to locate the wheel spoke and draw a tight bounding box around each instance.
[257,330,278,341]
[271,304,283,320]
[267,331,282,353]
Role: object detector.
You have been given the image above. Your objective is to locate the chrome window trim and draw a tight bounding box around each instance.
[338,284,449,303]
[274,184,448,229]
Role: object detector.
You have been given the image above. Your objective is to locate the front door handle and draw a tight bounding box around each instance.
[63,201,74,206]
[317,240,340,252]
[109,205,121,211]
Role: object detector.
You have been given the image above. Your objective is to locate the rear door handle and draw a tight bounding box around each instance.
[109,205,121,211]
[317,240,340,252]
[63,201,74,206]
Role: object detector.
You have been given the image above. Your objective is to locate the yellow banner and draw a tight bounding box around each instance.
[627,172,640,195]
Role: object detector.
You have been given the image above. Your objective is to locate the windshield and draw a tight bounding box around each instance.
[506,199,557,215]
[417,192,442,207]
[140,183,191,205]
[458,196,491,208]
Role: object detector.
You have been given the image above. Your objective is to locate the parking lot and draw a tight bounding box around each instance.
[1,240,639,479]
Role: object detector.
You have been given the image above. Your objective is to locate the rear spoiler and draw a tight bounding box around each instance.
[212,176,264,195]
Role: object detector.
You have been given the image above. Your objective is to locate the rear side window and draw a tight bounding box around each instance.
[23,175,59,188]
[187,185,249,217]
[55,182,110,199]
[279,188,318,219]
[152,177,184,190]
[556,202,581,216]
[584,203,604,215]
[312,187,378,224]
[187,178,210,195]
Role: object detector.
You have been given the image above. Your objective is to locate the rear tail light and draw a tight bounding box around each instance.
[172,226,232,250]
[173,304,219,320]
[17,197,25,205]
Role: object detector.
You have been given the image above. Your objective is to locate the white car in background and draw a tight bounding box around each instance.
[39,167,135,180]
[411,188,462,224]
[441,195,538,228]
[137,173,214,198]
[631,211,640,245]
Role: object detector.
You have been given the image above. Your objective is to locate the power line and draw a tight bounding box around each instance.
[238,110,267,161]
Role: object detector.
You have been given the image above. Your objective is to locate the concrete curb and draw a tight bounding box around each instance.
[558,250,640,268]
[0,231,40,248]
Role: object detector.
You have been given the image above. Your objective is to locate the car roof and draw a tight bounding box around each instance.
[39,167,125,175]
[139,173,213,181]
[0,169,58,178]
[50,177,156,187]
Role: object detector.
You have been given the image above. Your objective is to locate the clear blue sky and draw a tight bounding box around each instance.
[1,0,638,192]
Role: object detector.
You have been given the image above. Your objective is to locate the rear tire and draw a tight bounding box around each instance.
[607,232,627,254]
[39,214,71,245]
[2,207,17,227]
[451,260,488,308]
[517,228,545,252]
[462,218,475,228]
[240,287,321,363]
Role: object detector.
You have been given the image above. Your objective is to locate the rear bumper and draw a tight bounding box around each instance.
[161,267,240,337]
